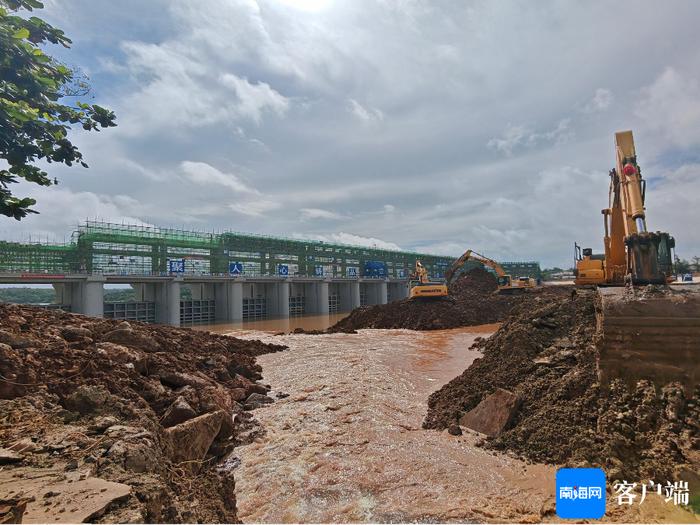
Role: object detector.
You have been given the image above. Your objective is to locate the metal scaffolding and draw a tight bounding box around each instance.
[0,221,462,278]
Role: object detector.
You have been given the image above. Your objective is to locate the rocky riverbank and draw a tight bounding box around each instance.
[0,303,285,523]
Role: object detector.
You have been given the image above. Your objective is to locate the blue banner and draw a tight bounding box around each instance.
[556,468,606,519]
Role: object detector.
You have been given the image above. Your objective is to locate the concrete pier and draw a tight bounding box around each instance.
[53,276,106,318]
[362,281,388,305]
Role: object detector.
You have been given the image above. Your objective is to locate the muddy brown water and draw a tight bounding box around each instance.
[198,312,351,334]
[223,325,557,523]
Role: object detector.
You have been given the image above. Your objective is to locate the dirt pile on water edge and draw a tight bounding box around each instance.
[329,268,564,331]
[0,303,286,523]
[424,289,700,482]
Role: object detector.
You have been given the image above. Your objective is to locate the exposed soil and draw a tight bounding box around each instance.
[424,289,700,482]
[0,303,285,523]
[329,269,518,331]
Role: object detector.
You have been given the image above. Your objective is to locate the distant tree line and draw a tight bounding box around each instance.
[674,256,700,275]
[0,287,194,304]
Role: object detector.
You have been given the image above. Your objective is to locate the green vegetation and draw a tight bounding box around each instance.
[674,256,700,274]
[0,287,137,303]
[0,286,194,304]
[0,286,54,303]
[541,267,574,280]
[0,0,115,219]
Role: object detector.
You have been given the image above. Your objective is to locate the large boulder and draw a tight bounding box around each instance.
[0,329,38,349]
[164,411,227,473]
[158,371,211,389]
[459,388,520,437]
[60,325,93,342]
[96,342,148,374]
[161,396,197,427]
[243,393,274,410]
[101,328,160,353]
[63,385,112,415]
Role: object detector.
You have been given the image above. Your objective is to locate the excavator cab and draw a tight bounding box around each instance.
[408,260,448,299]
[496,275,511,288]
[574,243,605,285]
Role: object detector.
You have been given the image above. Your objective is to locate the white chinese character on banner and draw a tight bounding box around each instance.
[663,481,689,506]
[559,486,574,500]
[589,487,603,499]
[614,481,637,505]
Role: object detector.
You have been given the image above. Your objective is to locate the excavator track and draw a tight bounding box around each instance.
[595,284,700,393]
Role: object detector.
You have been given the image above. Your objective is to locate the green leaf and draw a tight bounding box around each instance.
[12,28,30,39]
[0,1,114,220]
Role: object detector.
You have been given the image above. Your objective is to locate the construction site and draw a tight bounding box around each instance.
[2,0,700,522]
[1,130,699,523]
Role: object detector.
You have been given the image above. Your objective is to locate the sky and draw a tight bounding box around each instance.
[4,0,700,268]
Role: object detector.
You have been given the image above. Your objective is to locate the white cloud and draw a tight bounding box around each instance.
[299,207,346,220]
[580,88,613,113]
[293,232,401,251]
[487,123,531,156]
[220,74,290,124]
[2,184,149,243]
[635,67,700,149]
[487,119,572,156]
[229,200,281,217]
[180,161,257,194]
[348,99,384,122]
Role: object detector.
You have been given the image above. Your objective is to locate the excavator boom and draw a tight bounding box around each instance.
[445,249,536,293]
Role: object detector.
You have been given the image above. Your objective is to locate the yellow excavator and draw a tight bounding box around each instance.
[575,130,675,286]
[574,130,699,392]
[408,260,448,299]
[445,249,537,293]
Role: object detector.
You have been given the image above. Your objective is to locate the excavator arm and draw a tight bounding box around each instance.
[607,131,675,284]
[445,249,506,285]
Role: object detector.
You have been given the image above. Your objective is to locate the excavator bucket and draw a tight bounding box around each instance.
[595,285,700,393]
[625,232,674,285]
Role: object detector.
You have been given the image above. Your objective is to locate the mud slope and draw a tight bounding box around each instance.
[330,268,569,331]
[424,290,700,481]
[0,303,285,523]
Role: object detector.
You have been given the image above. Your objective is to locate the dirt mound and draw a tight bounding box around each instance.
[329,268,566,331]
[424,290,700,481]
[0,303,286,523]
[329,268,507,331]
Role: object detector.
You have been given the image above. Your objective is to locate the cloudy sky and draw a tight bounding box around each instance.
[4,0,700,267]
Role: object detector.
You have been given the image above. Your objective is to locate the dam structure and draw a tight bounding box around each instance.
[0,221,541,326]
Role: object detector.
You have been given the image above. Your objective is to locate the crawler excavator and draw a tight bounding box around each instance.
[408,260,448,299]
[445,249,537,293]
[574,130,700,392]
